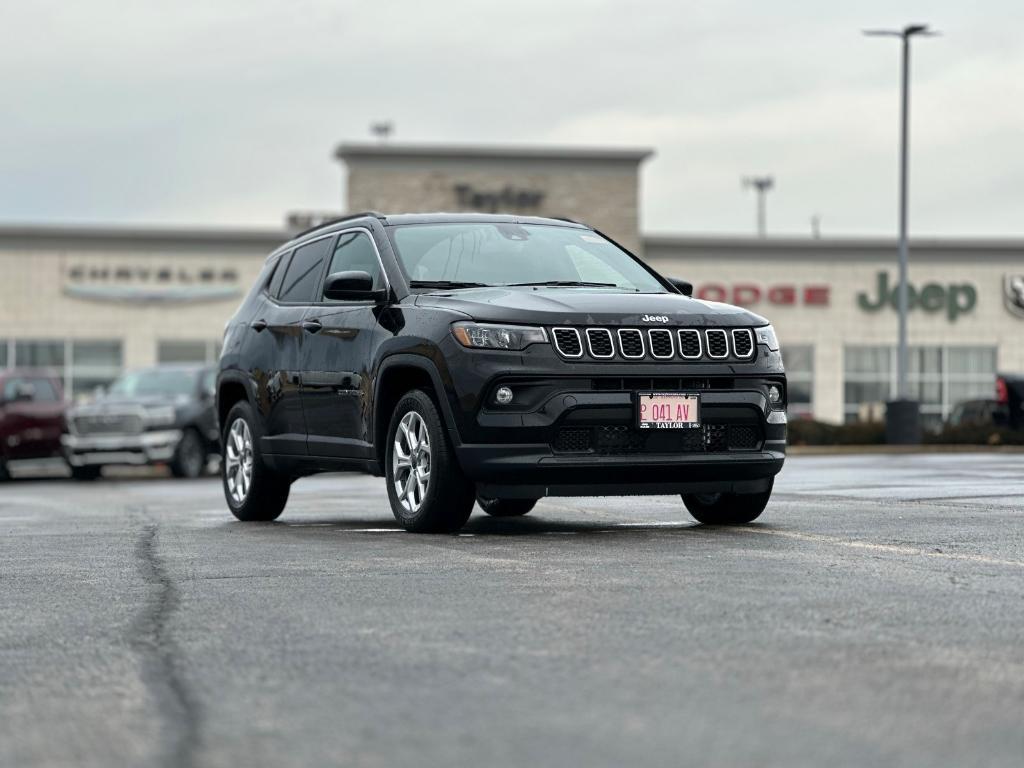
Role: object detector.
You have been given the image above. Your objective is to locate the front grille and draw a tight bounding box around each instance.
[553,423,763,455]
[553,427,591,452]
[678,329,702,358]
[585,328,614,358]
[728,424,760,450]
[550,326,757,363]
[617,329,645,358]
[74,413,143,436]
[648,329,674,358]
[732,328,754,358]
[553,328,582,357]
[705,329,729,358]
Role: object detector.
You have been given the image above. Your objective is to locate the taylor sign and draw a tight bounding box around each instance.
[857,271,976,322]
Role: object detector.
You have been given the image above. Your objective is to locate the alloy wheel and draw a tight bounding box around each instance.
[392,411,431,513]
[225,418,254,504]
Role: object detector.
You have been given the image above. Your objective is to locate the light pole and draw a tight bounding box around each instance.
[864,23,938,443]
[742,175,774,237]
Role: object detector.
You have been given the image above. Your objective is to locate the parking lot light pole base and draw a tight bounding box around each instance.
[886,399,922,445]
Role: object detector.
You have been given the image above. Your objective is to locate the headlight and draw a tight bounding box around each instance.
[451,322,548,351]
[143,406,177,427]
[755,324,780,351]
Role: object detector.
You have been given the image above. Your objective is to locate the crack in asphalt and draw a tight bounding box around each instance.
[131,523,201,768]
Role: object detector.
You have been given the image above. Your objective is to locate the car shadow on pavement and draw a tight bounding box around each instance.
[228,514,772,538]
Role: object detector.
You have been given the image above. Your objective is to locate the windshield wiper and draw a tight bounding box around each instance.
[503,280,621,288]
[409,280,490,289]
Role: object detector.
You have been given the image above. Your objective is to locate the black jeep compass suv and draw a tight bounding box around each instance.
[217,213,786,532]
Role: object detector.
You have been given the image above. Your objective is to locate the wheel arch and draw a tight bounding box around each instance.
[216,371,252,436]
[373,354,461,469]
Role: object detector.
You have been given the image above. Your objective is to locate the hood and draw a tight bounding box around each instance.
[414,287,768,327]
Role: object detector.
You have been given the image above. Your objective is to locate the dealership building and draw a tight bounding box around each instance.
[2,142,1021,426]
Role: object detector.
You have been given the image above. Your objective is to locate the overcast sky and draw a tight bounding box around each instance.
[1,1,1021,237]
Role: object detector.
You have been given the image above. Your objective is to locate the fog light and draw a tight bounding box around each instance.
[768,384,782,405]
[495,386,514,405]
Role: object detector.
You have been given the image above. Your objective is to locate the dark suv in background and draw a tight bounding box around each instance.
[63,365,219,479]
[217,213,787,532]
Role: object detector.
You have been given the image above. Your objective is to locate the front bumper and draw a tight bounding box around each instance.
[61,429,183,467]
[463,446,784,498]
[452,375,786,497]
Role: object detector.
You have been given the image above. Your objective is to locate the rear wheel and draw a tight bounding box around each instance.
[477,495,537,517]
[170,428,206,478]
[222,401,290,521]
[682,480,773,525]
[386,389,474,533]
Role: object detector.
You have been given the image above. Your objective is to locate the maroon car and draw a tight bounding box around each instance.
[0,369,66,480]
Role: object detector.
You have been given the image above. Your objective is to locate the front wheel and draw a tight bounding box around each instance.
[386,389,474,533]
[682,480,773,525]
[222,401,290,521]
[477,496,537,517]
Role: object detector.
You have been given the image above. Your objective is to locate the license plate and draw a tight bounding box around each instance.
[637,392,700,429]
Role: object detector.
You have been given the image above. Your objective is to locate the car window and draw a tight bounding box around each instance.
[322,232,382,298]
[390,223,666,292]
[278,239,331,303]
[267,251,292,298]
[3,377,60,402]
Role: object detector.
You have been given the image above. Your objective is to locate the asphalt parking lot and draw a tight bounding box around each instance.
[2,453,1022,768]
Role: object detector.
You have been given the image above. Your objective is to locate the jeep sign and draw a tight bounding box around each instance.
[857,271,976,321]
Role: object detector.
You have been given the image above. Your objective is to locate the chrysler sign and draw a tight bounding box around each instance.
[65,264,242,304]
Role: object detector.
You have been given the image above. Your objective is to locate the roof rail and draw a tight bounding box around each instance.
[292,211,384,239]
[548,216,586,227]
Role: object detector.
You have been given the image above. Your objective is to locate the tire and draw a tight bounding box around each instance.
[477,495,537,517]
[170,428,206,479]
[70,465,102,481]
[386,389,474,533]
[682,480,773,525]
[221,400,290,522]
[0,458,9,482]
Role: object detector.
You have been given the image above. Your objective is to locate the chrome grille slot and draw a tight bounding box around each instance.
[585,328,615,358]
[705,329,729,359]
[647,329,674,359]
[617,329,645,359]
[677,329,702,359]
[552,327,583,358]
[732,328,754,358]
[74,413,143,436]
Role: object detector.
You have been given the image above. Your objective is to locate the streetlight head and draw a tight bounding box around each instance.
[904,24,930,36]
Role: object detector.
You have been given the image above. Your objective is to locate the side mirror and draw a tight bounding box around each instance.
[668,277,694,297]
[323,270,385,302]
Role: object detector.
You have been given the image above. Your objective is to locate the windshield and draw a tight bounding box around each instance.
[108,369,198,397]
[389,223,667,293]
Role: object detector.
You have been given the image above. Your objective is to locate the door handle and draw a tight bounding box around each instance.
[251,319,268,332]
[302,319,323,334]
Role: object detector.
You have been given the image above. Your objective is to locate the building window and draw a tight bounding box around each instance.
[844,345,996,429]
[14,340,65,371]
[157,340,221,364]
[784,345,814,418]
[70,341,123,399]
[0,339,8,368]
[8,339,123,400]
